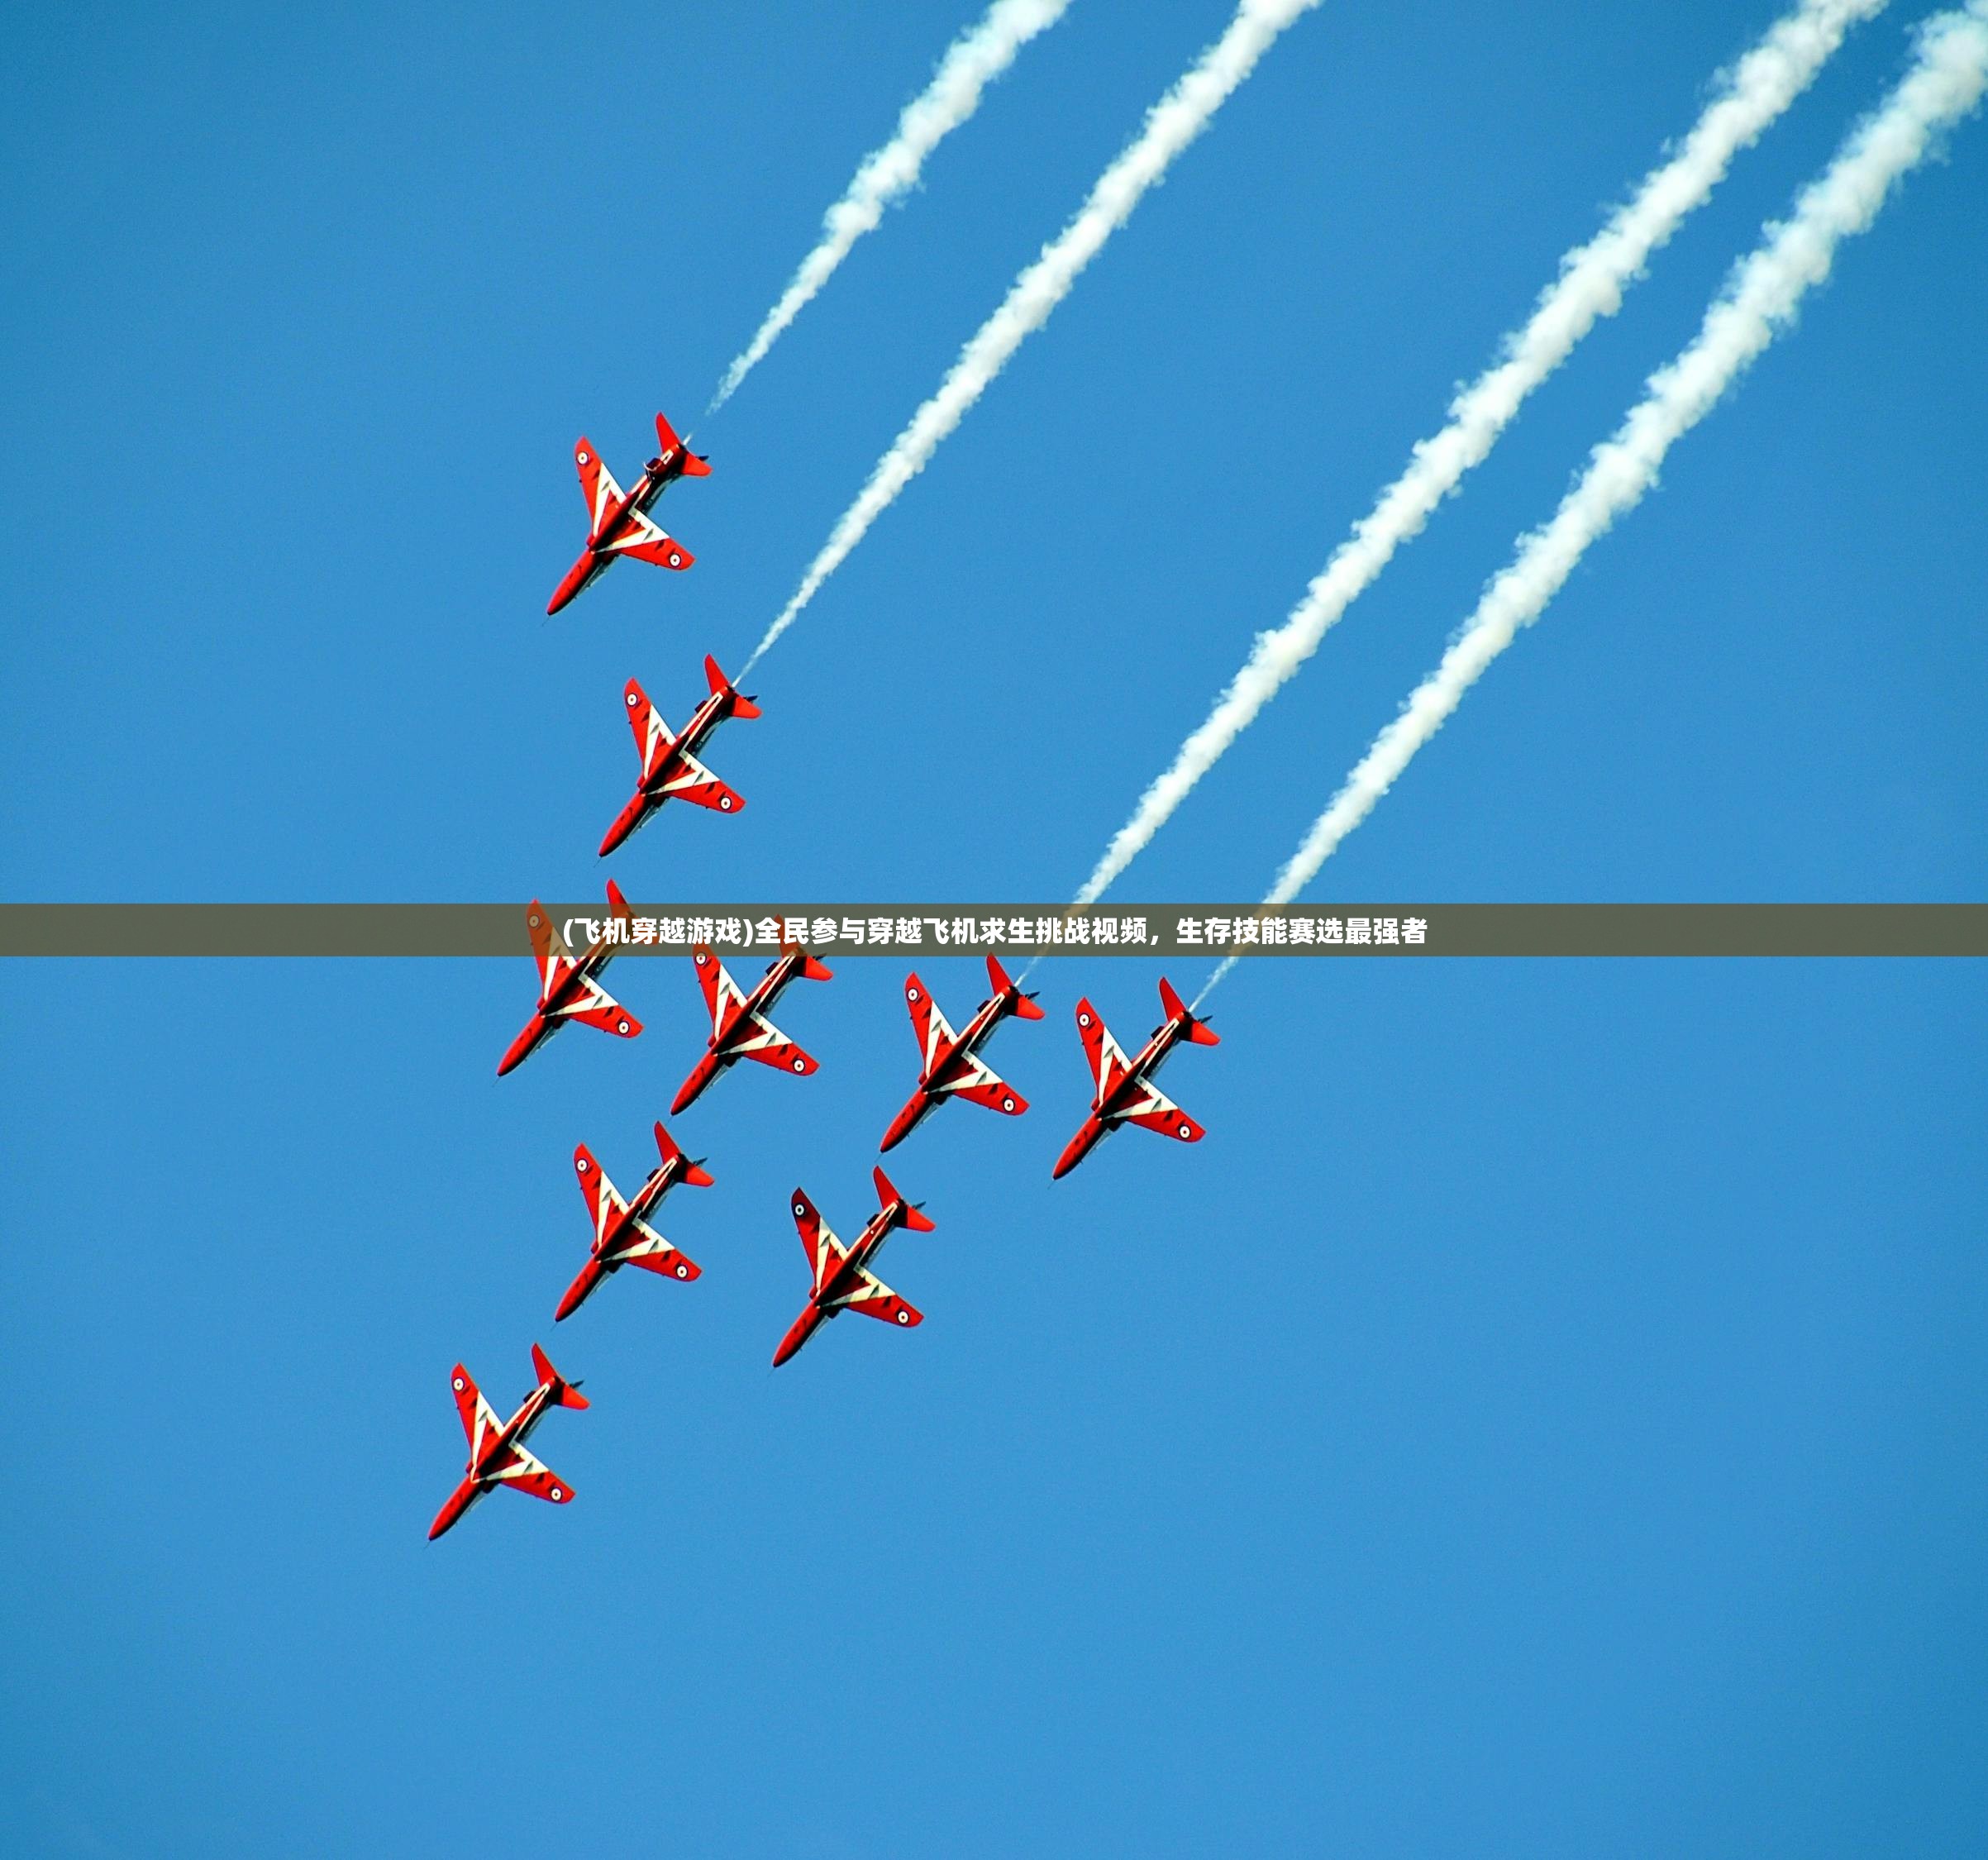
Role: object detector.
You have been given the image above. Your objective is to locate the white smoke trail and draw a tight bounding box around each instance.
[742,0,1323,676]
[1079,0,1887,907]
[709,0,1074,414]
[1199,0,1988,1002]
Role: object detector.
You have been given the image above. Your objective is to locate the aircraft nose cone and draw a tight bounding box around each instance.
[496,1025,539,1076]
[1051,1130,1092,1180]
[772,1308,818,1367]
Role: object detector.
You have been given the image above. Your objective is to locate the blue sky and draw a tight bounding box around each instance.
[2,2,1985,1854]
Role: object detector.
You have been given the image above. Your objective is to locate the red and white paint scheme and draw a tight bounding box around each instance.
[772,1166,936,1368]
[496,880,643,1076]
[427,1343,589,1540]
[555,1119,713,1322]
[1051,976,1220,1180]
[670,941,832,1116]
[546,412,709,615]
[598,656,760,856]
[880,953,1045,1152]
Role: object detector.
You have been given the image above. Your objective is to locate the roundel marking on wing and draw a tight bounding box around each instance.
[550,1486,565,1501]
[530,913,542,929]
[668,551,683,567]
[576,1157,589,1171]
[452,1376,465,1391]
[1179,1122,1192,1138]
[895,1310,910,1324]
[616,1018,632,1034]
[719,796,733,810]
[695,951,708,966]
[577,451,589,465]
[908,985,921,1002]
[791,1056,807,1072]
[1002,1096,1016,1112]
[793,1200,807,1218]
[1078,1012,1092,1027]
[627,691,638,708]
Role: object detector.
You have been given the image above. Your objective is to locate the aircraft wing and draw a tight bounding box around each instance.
[527,904,574,999]
[603,507,691,570]
[575,438,624,541]
[573,1145,627,1242]
[727,1009,817,1075]
[1118,1080,1205,1145]
[451,1366,503,1458]
[557,976,641,1038]
[790,1189,849,1295]
[624,678,677,770]
[903,975,956,1077]
[652,745,741,813]
[490,1444,574,1505]
[1074,999,1132,1101]
[830,1265,923,1328]
[693,947,746,1038]
[946,1058,1027,1118]
[604,1217,701,1281]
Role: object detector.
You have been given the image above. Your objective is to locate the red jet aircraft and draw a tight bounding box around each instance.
[773,1166,936,1367]
[670,941,832,1115]
[1051,976,1220,1180]
[598,656,760,856]
[547,412,708,614]
[880,953,1044,1152]
[427,1343,589,1540]
[555,1119,712,1321]
[497,880,642,1076]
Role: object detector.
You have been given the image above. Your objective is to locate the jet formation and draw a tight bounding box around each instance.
[441,405,1233,1536]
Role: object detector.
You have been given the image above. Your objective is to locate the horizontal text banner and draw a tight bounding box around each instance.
[2,904,1984,958]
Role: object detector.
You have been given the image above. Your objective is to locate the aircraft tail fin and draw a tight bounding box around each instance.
[1159,976,1220,1045]
[653,1118,716,1188]
[875,1165,937,1232]
[989,953,1045,1018]
[531,1342,589,1409]
[704,654,761,719]
[656,412,711,476]
[784,940,832,982]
